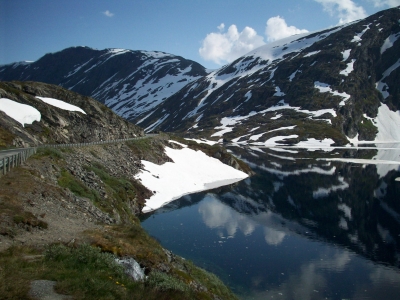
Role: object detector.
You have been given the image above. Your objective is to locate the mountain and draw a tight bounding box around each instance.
[140,6,400,145]
[1,7,399,146]
[0,47,207,122]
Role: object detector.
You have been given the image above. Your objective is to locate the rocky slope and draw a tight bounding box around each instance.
[0,81,144,148]
[0,82,240,299]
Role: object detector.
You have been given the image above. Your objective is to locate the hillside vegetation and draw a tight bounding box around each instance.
[0,82,241,299]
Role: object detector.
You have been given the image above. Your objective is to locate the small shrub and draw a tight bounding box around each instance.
[147,271,189,293]
[57,169,100,203]
[13,211,48,229]
[34,147,64,159]
[45,244,123,273]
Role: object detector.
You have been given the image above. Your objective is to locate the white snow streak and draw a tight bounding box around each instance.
[36,97,86,114]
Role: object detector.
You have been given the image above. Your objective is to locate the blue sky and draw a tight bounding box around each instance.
[1,0,399,68]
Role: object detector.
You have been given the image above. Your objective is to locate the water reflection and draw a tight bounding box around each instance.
[198,195,257,237]
[141,145,400,299]
[198,195,288,245]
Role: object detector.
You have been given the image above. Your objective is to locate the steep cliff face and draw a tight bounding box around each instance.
[0,81,144,148]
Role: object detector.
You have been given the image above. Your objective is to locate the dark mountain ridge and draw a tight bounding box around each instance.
[0,47,207,122]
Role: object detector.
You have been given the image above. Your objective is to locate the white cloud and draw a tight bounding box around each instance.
[103,10,114,17]
[314,0,367,24]
[368,0,400,7]
[199,24,265,65]
[265,16,309,42]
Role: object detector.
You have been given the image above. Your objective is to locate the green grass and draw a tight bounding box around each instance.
[34,147,64,159]
[0,244,202,300]
[359,117,378,138]
[147,271,189,293]
[57,169,101,203]
[0,244,140,300]
[84,163,136,219]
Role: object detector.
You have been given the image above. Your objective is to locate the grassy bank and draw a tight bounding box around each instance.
[0,137,239,300]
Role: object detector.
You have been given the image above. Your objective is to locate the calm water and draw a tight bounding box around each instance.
[140,145,400,300]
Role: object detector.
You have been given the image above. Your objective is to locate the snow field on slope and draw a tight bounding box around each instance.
[103,61,201,120]
[0,98,41,127]
[380,32,400,54]
[375,58,400,99]
[136,142,248,213]
[340,59,356,76]
[36,97,86,114]
[374,103,400,142]
[183,26,347,121]
[314,81,351,106]
[211,100,336,138]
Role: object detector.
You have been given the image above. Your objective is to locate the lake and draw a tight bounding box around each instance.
[140,144,400,300]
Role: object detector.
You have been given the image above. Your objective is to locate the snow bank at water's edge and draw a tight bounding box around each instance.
[135,143,248,213]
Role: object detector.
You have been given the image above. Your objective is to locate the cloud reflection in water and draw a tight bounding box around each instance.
[198,194,287,245]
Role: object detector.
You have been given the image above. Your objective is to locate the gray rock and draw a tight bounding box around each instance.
[115,257,146,281]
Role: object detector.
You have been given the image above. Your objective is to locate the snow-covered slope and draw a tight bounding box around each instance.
[0,47,207,122]
[140,6,400,145]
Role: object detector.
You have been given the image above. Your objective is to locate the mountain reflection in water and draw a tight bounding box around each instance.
[141,145,400,299]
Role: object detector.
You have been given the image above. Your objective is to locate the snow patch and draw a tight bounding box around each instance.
[288,69,301,81]
[342,49,351,61]
[252,135,299,146]
[136,146,248,212]
[313,177,349,199]
[0,98,41,127]
[295,138,335,151]
[36,97,86,114]
[273,86,285,97]
[303,50,321,57]
[375,59,400,99]
[340,59,356,76]
[351,25,370,43]
[185,138,219,146]
[267,125,296,133]
[380,33,400,54]
[373,103,400,142]
[314,81,351,106]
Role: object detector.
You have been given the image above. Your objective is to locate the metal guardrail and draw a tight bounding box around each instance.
[0,147,37,176]
[0,134,158,176]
